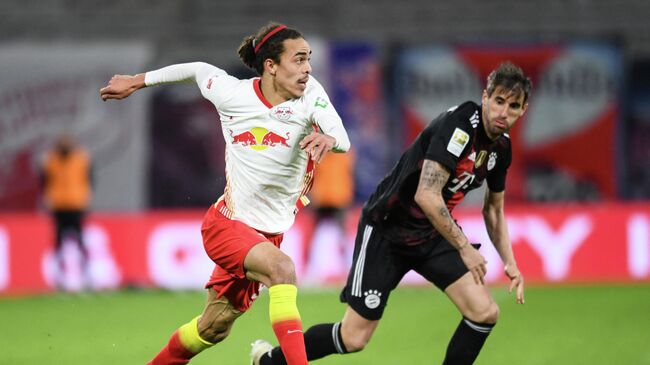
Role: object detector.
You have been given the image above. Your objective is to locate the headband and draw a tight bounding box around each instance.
[253,25,287,54]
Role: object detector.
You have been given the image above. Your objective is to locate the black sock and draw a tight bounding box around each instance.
[442,318,495,365]
[260,322,348,365]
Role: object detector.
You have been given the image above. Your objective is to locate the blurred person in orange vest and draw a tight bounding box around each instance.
[41,133,93,290]
[304,150,355,284]
[311,150,355,221]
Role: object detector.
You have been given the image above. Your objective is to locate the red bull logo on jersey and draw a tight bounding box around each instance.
[229,127,291,151]
[229,129,257,146]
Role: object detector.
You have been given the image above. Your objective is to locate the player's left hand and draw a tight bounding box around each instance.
[504,264,525,304]
[299,132,336,163]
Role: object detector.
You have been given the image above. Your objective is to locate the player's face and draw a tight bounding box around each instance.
[481,86,528,140]
[269,38,312,100]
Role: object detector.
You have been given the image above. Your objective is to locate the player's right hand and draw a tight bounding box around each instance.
[99,74,145,101]
[459,244,487,285]
[505,263,525,304]
[299,132,336,163]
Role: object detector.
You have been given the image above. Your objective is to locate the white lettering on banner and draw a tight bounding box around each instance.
[514,215,592,281]
[628,214,650,278]
[85,225,122,290]
[0,228,8,290]
[456,215,593,283]
[147,223,213,289]
[42,225,122,291]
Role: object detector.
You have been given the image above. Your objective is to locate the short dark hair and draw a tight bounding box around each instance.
[237,22,304,75]
[486,62,533,103]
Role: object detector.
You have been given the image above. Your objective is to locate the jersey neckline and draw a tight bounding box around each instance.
[253,78,273,109]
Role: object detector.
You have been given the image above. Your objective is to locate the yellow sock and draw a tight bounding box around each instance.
[268,284,301,323]
[178,316,215,354]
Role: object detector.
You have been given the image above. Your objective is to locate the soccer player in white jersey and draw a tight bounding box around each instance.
[100,22,350,365]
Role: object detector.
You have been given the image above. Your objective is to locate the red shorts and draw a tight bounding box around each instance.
[201,200,284,312]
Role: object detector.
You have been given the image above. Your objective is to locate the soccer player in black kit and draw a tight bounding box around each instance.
[252,61,530,365]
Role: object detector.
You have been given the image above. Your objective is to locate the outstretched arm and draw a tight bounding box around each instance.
[483,188,525,304]
[100,62,217,101]
[414,159,488,285]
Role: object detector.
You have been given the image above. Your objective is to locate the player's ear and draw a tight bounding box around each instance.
[481,90,488,104]
[263,58,277,76]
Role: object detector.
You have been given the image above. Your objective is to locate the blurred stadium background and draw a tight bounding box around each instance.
[1,1,649,364]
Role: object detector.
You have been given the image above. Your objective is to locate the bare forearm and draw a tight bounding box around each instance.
[415,160,469,249]
[130,73,146,90]
[424,198,469,249]
[483,206,516,265]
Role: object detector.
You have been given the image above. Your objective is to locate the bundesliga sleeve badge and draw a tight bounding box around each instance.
[447,128,470,157]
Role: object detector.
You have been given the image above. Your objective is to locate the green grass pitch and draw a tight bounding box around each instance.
[3,284,649,364]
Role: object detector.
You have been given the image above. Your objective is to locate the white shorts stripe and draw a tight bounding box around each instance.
[351,225,368,296]
[351,224,373,297]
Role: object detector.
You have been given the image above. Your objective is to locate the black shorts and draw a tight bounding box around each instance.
[340,214,470,320]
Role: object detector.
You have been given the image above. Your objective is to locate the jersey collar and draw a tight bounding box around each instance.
[253,78,273,109]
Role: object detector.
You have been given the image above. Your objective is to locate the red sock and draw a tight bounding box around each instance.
[268,284,307,365]
[147,330,195,365]
[272,319,307,365]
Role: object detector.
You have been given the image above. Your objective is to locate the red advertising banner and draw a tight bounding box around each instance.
[395,44,622,202]
[1,203,649,295]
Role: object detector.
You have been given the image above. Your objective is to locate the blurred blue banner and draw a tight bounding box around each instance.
[328,42,391,202]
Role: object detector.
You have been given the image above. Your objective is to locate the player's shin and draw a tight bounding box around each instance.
[147,316,214,365]
[268,284,308,365]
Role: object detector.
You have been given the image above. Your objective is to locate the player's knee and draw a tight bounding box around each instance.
[467,301,500,324]
[267,255,297,285]
[486,302,500,323]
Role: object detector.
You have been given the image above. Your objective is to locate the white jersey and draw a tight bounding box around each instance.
[145,62,350,233]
